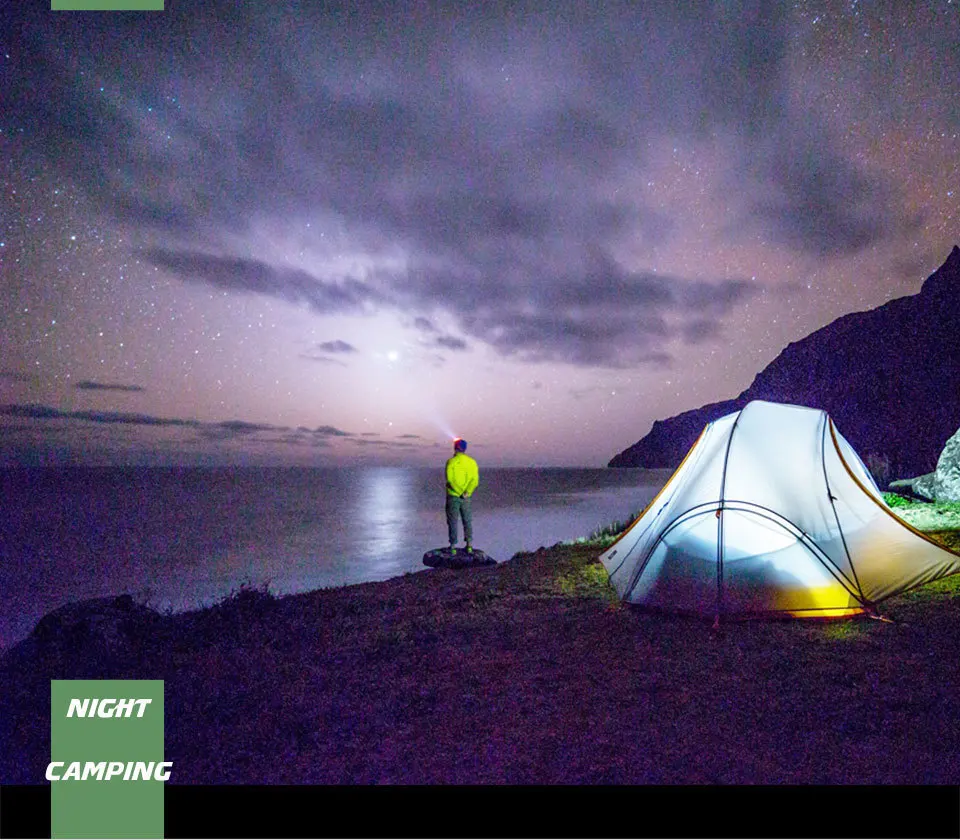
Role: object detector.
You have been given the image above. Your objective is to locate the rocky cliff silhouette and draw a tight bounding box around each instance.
[609,246,960,482]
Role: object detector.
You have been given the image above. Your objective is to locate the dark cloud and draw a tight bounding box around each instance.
[312,425,352,437]
[1,405,63,420]
[299,340,357,364]
[679,318,723,345]
[0,371,35,383]
[147,243,758,367]
[315,340,357,354]
[444,259,758,367]
[743,123,922,256]
[460,308,663,368]
[677,279,758,313]
[381,246,760,366]
[351,438,417,449]
[434,335,468,351]
[7,3,911,255]
[0,405,352,447]
[697,0,791,135]
[300,339,357,367]
[72,410,191,427]
[0,404,199,427]
[218,420,279,433]
[75,380,145,392]
[8,0,940,370]
[142,249,382,314]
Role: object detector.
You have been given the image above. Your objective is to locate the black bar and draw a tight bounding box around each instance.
[2,784,957,839]
[164,785,957,839]
[0,786,50,840]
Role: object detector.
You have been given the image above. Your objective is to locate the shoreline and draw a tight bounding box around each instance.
[0,464,665,651]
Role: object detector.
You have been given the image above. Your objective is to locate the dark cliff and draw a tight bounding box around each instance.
[610,246,960,481]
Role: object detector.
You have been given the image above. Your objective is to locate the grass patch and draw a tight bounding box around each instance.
[884,497,960,531]
[217,580,275,608]
[818,621,871,642]
[882,492,912,508]
[552,560,617,601]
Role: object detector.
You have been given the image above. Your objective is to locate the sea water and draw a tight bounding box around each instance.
[0,466,666,649]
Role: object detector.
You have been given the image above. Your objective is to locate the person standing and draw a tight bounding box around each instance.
[445,438,479,554]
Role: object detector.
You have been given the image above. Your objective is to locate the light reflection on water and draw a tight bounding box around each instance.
[0,466,663,648]
[359,467,410,561]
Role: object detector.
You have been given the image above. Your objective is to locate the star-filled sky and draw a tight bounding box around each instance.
[1,0,957,467]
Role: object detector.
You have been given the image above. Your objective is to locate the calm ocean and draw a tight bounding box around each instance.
[0,466,665,649]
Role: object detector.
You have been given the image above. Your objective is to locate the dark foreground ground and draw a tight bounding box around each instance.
[3,529,960,786]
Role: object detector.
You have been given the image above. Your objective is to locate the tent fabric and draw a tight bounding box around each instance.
[600,400,960,618]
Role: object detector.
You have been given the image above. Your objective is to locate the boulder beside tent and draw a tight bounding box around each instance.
[600,400,960,619]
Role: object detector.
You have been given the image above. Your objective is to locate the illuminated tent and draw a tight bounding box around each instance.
[600,400,960,619]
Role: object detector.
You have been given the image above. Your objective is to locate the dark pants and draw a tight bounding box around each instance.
[446,494,473,546]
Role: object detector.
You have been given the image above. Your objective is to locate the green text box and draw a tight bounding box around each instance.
[52,0,164,10]
[51,680,165,839]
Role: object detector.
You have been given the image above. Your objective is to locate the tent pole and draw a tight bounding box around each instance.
[716,407,745,624]
[821,415,867,605]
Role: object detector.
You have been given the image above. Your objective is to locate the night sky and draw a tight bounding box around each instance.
[1,0,958,467]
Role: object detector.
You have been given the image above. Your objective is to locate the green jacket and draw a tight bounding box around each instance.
[445,452,479,497]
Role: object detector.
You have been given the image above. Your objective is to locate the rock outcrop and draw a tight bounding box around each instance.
[910,427,960,501]
[423,547,497,568]
[3,595,164,669]
[610,246,960,482]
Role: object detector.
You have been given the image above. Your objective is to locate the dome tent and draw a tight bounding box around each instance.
[600,400,960,619]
